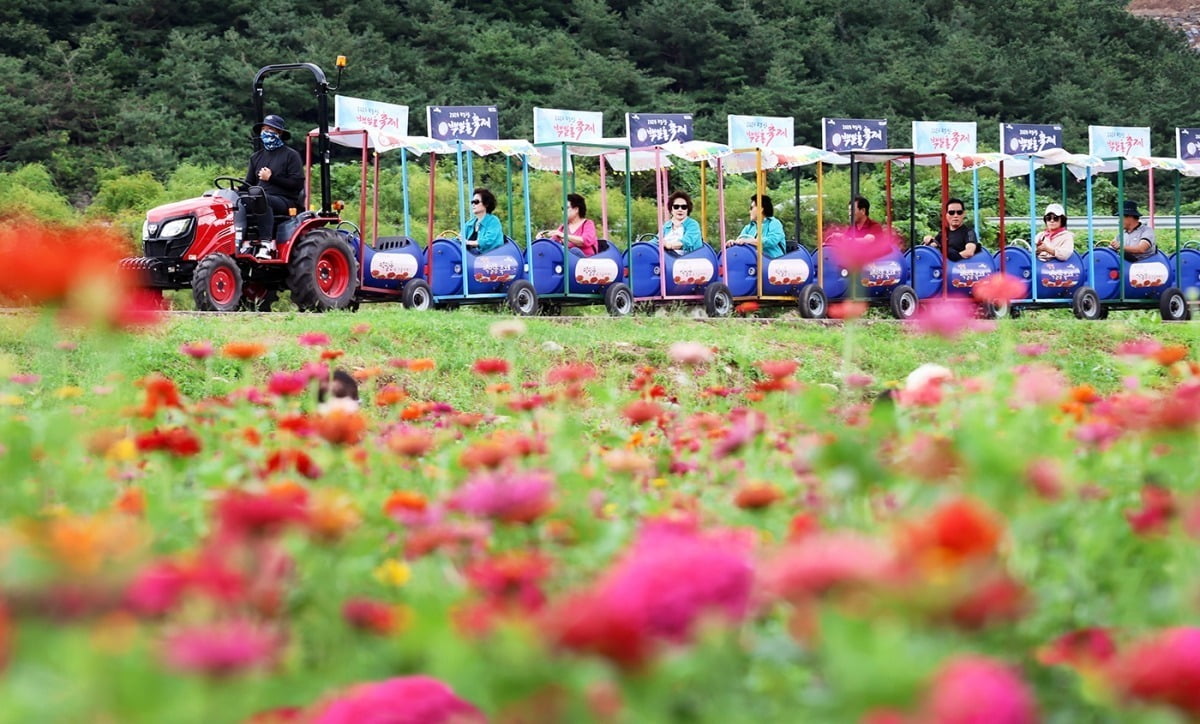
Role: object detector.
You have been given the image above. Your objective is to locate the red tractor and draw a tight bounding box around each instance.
[121,58,360,312]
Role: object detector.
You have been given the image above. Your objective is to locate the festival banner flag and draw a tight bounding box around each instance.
[626,113,694,145]
[427,106,500,141]
[1176,128,1200,161]
[533,107,603,144]
[912,121,977,155]
[727,115,794,149]
[822,118,887,152]
[1000,123,1063,154]
[1088,125,1151,159]
[334,95,409,138]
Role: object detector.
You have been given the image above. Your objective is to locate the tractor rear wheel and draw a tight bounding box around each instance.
[287,229,359,311]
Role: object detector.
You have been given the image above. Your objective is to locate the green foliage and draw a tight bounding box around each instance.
[88,171,164,217]
[0,164,78,223]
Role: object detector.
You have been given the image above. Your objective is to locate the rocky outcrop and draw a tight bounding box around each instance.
[1129,0,1200,48]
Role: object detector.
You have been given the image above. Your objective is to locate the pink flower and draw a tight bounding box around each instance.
[160,619,281,676]
[312,676,485,724]
[762,532,894,602]
[267,371,309,397]
[971,273,1026,306]
[1012,364,1068,407]
[826,228,900,271]
[1114,339,1162,359]
[9,374,40,385]
[1125,484,1176,536]
[1112,627,1200,718]
[298,331,331,347]
[668,341,714,366]
[180,341,214,359]
[1016,343,1048,357]
[906,298,981,340]
[125,560,191,616]
[449,470,555,524]
[923,655,1038,724]
[1024,458,1064,500]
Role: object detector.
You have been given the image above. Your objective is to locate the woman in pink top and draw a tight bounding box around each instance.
[544,193,598,256]
[1035,203,1075,262]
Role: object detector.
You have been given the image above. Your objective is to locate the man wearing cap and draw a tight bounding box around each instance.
[1107,200,1156,262]
[922,198,979,261]
[1035,203,1075,262]
[241,114,305,258]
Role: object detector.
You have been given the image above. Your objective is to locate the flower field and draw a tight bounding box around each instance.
[5,230,1200,722]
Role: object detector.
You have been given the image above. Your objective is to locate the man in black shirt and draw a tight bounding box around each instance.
[922,198,979,261]
[241,114,305,258]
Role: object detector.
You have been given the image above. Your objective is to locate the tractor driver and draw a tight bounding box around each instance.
[241,114,305,259]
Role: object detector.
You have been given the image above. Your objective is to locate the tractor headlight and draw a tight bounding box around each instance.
[159,218,193,238]
[142,220,151,240]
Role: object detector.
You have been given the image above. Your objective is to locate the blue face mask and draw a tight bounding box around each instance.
[260,131,283,151]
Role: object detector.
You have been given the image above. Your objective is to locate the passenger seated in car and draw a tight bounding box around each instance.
[1107,200,1157,262]
[728,193,786,259]
[657,191,703,253]
[462,188,504,253]
[923,198,980,261]
[1035,203,1075,262]
[542,193,598,256]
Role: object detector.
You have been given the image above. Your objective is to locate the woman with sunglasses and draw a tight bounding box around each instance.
[462,187,504,253]
[543,192,598,257]
[922,198,979,261]
[1035,203,1074,262]
[658,191,703,253]
[729,193,786,258]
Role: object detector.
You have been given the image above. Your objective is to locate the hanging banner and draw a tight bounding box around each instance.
[822,118,887,152]
[533,107,602,144]
[334,95,409,137]
[1088,125,1151,158]
[626,113,694,145]
[1176,128,1200,161]
[727,115,794,149]
[912,121,977,154]
[1000,123,1063,154]
[427,106,499,141]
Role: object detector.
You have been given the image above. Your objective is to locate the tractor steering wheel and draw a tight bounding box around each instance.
[212,176,246,192]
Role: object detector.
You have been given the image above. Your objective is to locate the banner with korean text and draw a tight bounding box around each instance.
[822,118,887,152]
[334,95,409,141]
[427,106,499,141]
[533,107,602,144]
[912,121,977,154]
[626,113,694,145]
[999,123,1063,154]
[1177,128,1200,161]
[727,115,794,149]
[1088,125,1150,158]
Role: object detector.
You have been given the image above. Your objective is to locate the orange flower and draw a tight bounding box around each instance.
[313,410,367,445]
[266,480,310,506]
[386,429,436,458]
[407,358,436,372]
[734,301,760,314]
[828,301,868,320]
[114,486,145,517]
[622,400,663,425]
[137,373,183,418]
[1154,345,1190,366]
[374,384,407,406]
[1068,384,1101,404]
[459,440,511,470]
[757,360,798,379]
[400,402,432,421]
[734,482,784,510]
[222,342,268,360]
[383,490,428,518]
[900,498,1002,569]
[0,222,129,306]
[307,489,361,542]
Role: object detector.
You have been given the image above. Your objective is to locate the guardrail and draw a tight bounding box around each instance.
[985,215,1200,230]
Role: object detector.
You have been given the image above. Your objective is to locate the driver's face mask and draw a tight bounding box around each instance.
[260,131,283,151]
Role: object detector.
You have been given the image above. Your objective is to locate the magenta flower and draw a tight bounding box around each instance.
[907,298,983,340]
[923,655,1039,724]
[267,371,309,397]
[448,470,555,524]
[312,675,484,724]
[180,341,214,359]
[826,227,900,272]
[160,619,281,676]
[298,331,331,347]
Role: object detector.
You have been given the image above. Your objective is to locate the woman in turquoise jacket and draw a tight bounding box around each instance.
[462,187,504,253]
[730,194,786,258]
[658,191,704,253]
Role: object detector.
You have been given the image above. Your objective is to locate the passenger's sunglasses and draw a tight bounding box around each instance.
[671,204,689,210]
[945,209,965,216]
[470,199,482,205]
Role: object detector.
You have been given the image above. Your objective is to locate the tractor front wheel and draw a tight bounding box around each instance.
[192,253,243,312]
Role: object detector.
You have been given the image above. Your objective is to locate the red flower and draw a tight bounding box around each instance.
[971,273,1026,306]
[311,676,485,724]
[734,301,760,314]
[900,498,1002,568]
[1125,484,1176,536]
[214,488,308,540]
[827,300,869,320]
[464,550,553,610]
[547,362,597,385]
[757,360,798,379]
[947,573,1028,629]
[125,560,191,616]
[260,449,322,480]
[826,228,900,272]
[137,373,183,417]
[342,598,400,635]
[135,427,202,457]
[1112,627,1200,718]
[622,399,663,425]
[267,371,309,397]
[1036,627,1117,670]
[298,331,331,347]
[313,410,367,445]
[160,619,281,677]
[922,655,1038,724]
[473,358,510,375]
[733,482,784,510]
[0,222,129,305]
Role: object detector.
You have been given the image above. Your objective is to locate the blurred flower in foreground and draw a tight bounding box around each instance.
[907,298,983,340]
[922,655,1038,724]
[971,273,1026,306]
[160,619,281,677]
[1111,627,1200,719]
[668,341,714,366]
[311,676,484,724]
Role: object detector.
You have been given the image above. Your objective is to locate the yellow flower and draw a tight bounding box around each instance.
[105,437,137,463]
[602,502,618,518]
[54,386,84,399]
[651,477,668,489]
[373,558,412,587]
[0,394,23,406]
